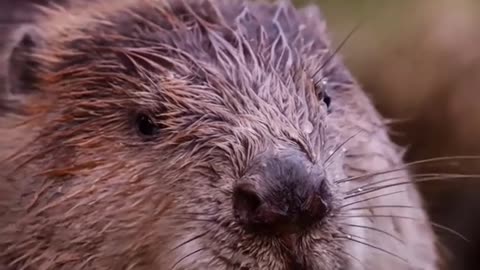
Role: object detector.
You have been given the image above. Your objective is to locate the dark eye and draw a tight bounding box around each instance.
[318,78,332,111]
[136,113,158,137]
[322,92,331,108]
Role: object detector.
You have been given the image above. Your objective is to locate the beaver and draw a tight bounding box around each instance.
[0,0,439,269]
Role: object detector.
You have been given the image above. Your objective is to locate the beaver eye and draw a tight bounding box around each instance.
[322,92,331,108]
[136,113,158,137]
[318,78,332,110]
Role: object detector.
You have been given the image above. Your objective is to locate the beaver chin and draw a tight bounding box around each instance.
[174,231,344,270]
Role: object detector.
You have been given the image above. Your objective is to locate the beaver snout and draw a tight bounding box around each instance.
[232,151,332,236]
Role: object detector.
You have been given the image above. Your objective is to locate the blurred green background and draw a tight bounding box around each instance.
[292,0,480,269]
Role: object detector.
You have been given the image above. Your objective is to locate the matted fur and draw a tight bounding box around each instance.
[0,0,439,269]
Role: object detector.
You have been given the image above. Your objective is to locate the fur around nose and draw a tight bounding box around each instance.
[232,151,332,235]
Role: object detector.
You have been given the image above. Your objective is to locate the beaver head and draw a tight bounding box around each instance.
[0,0,439,269]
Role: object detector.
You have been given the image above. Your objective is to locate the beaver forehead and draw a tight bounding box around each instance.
[35,0,338,106]
[39,0,332,63]
[30,0,344,143]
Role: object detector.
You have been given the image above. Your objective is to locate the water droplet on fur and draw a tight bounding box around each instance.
[347,235,353,239]
[320,78,329,87]
[328,150,334,155]
[356,188,364,193]
[303,121,314,134]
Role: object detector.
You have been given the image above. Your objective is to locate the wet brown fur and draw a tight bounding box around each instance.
[0,0,439,269]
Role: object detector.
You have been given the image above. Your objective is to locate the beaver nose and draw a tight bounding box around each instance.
[232,153,332,235]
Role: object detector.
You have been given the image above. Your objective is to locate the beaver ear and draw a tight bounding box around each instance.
[5,25,42,95]
[1,25,42,113]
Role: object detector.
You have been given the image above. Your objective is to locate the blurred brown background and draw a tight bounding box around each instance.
[296,0,480,269]
[2,0,480,269]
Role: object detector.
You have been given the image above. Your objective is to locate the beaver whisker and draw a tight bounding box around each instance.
[336,214,469,242]
[340,204,419,212]
[330,247,367,270]
[323,129,363,167]
[339,222,404,244]
[205,251,250,270]
[168,230,211,253]
[335,233,409,265]
[169,247,209,270]
[173,217,217,223]
[312,18,366,84]
[180,211,218,217]
[335,155,480,184]
[339,190,407,209]
[344,172,475,195]
[344,174,480,199]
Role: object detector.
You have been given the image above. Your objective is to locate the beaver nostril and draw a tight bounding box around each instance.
[233,183,262,223]
[232,183,290,234]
